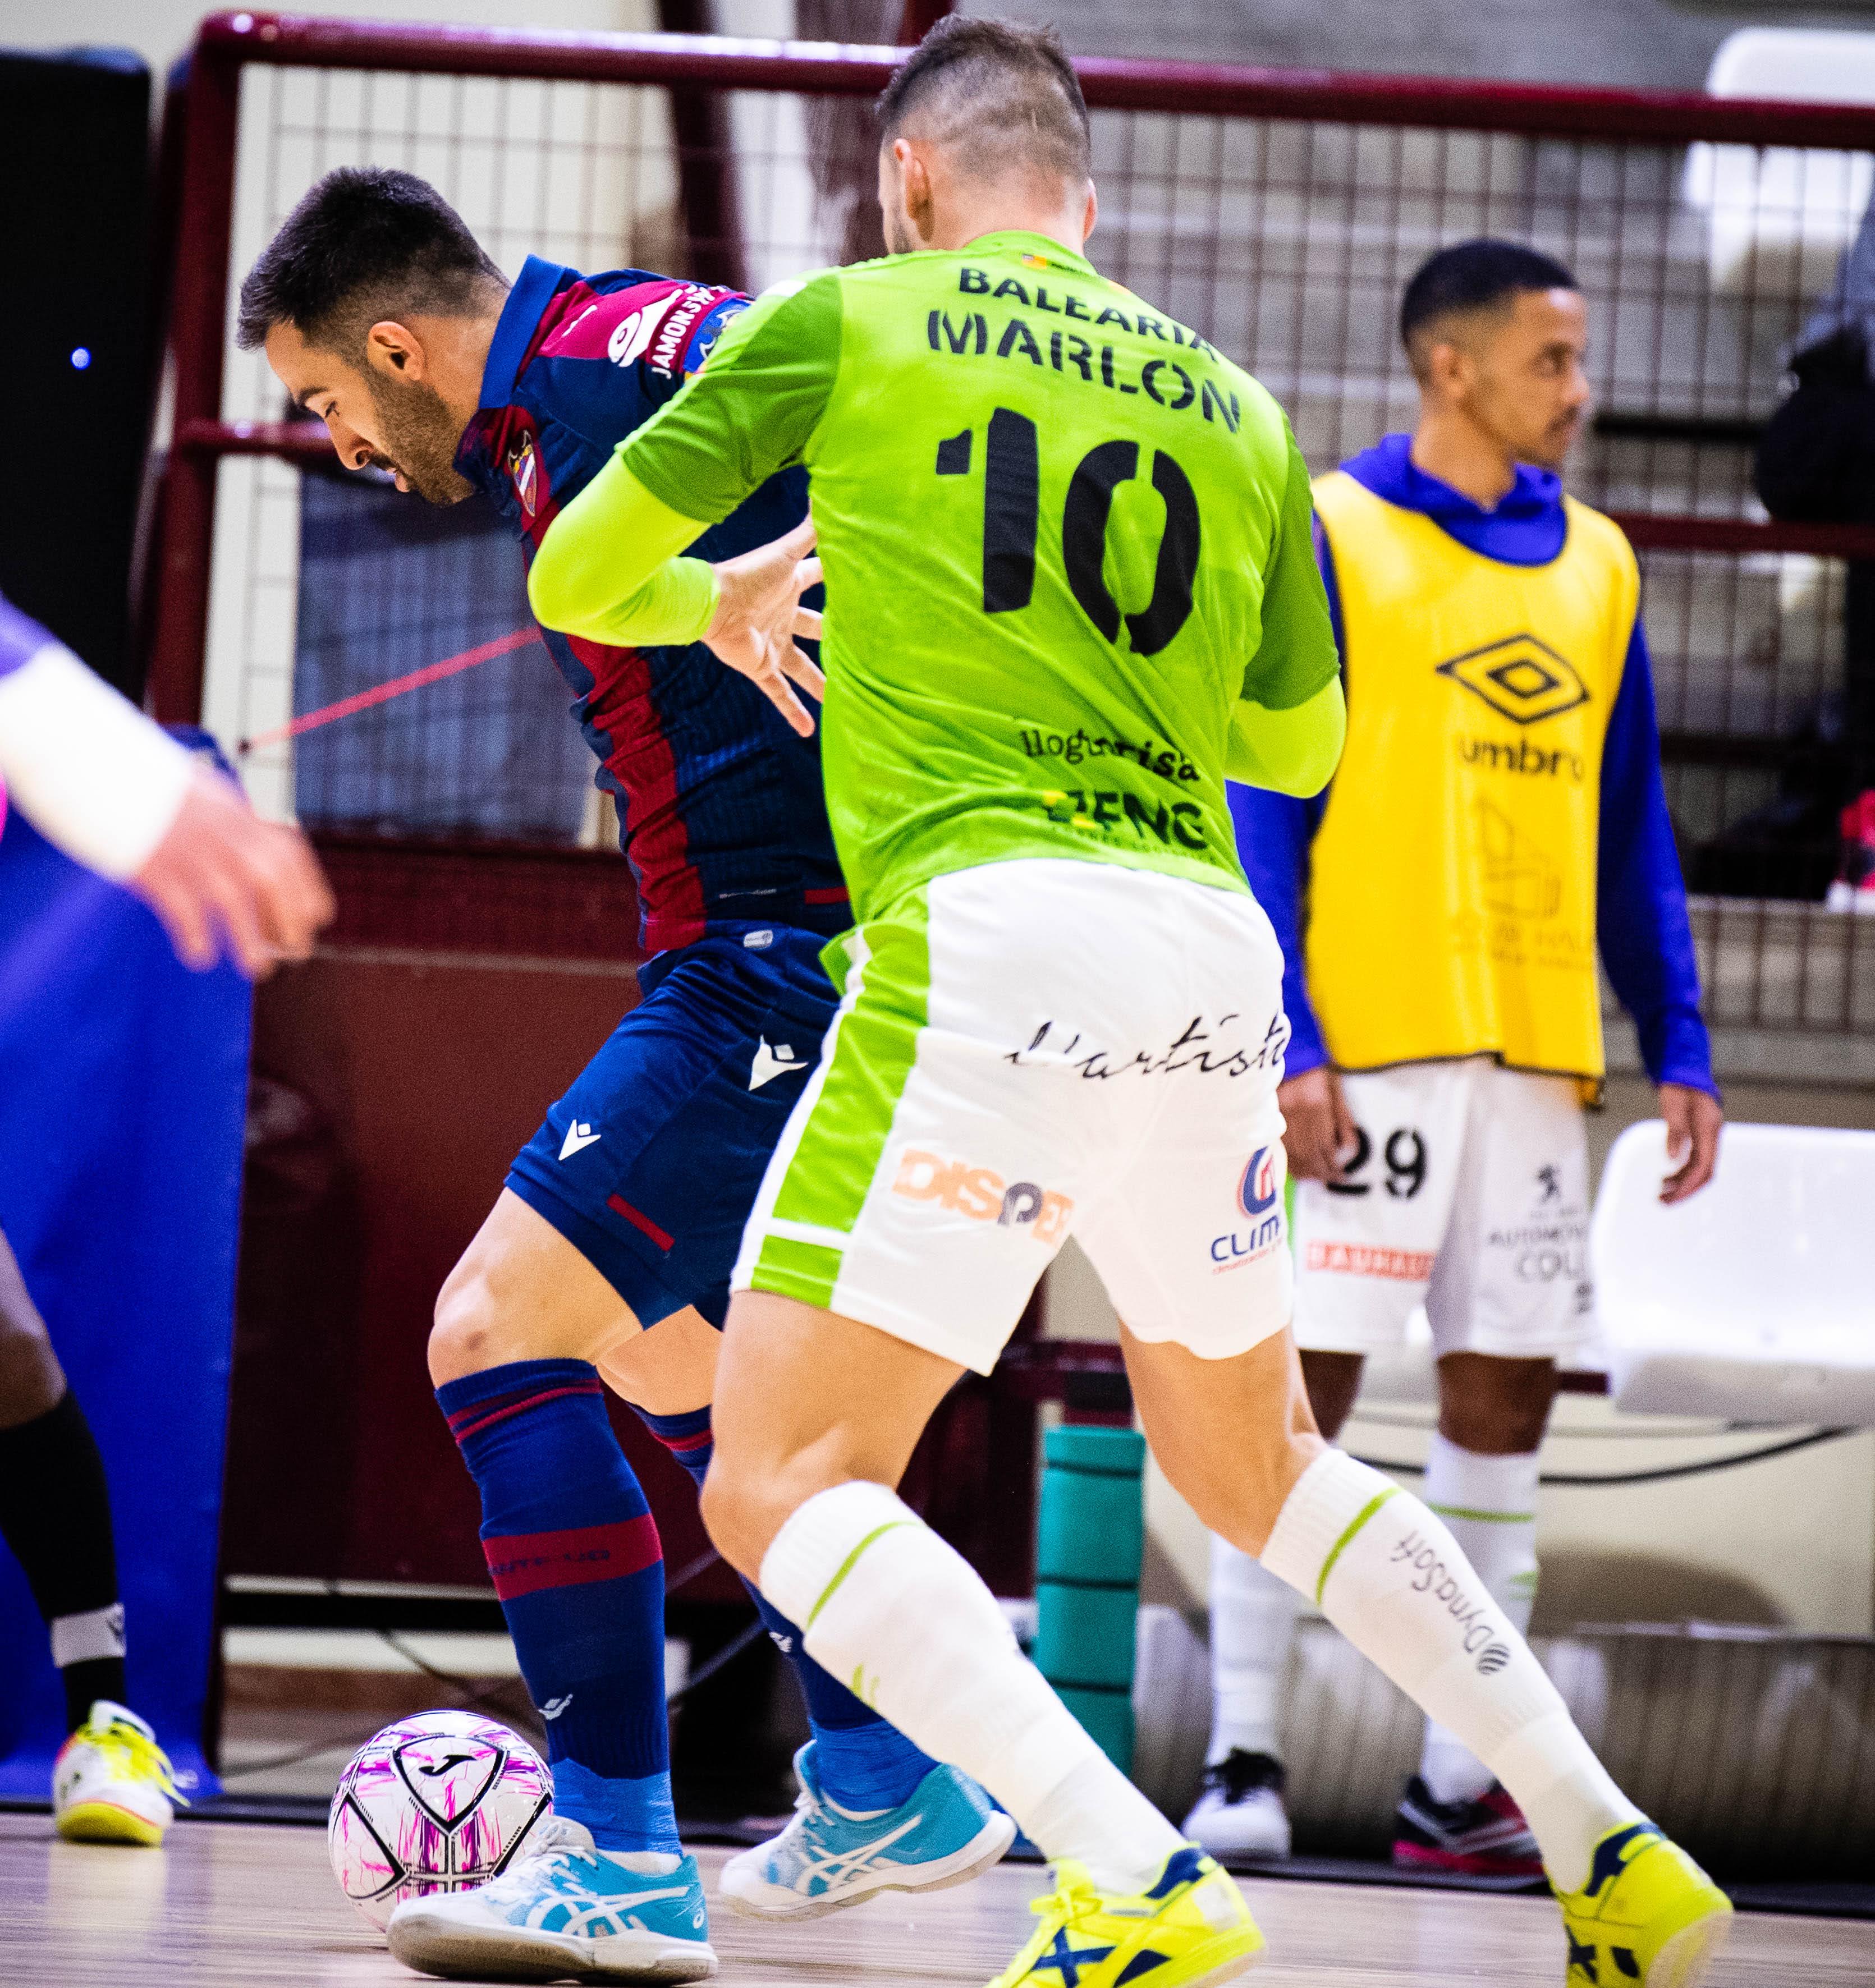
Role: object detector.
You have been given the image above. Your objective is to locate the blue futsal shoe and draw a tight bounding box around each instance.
[719,1740,1016,1921]
[386,1816,716,1982]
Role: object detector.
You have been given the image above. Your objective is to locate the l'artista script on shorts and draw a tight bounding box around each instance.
[1007,1009,1291,1080]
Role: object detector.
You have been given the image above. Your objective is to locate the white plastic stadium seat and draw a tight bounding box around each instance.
[1592,1120,1875,1423]
[1683,29,1875,296]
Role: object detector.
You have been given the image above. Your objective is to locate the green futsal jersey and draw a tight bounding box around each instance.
[608,230,1341,922]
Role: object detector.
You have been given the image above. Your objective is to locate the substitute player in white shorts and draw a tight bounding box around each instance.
[1187,238,1726,1880]
[1292,1058,1594,1367]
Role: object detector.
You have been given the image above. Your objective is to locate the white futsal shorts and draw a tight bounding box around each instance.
[732,857,1294,1374]
[1291,1057,1594,1360]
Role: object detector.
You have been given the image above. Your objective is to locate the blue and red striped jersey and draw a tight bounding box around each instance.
[454,255,847,953]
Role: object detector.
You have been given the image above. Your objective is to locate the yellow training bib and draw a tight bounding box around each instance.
[1305,469,1640,1083]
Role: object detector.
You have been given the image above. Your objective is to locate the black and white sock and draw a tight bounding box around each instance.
[0,1389,126,1731]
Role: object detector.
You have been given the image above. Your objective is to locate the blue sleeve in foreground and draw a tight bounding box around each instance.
[1230,780,1328,1077]
[1597,619,1717,1096]
[0,593,52,680]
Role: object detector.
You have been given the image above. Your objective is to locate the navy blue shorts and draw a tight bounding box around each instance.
[506,925,837,1329]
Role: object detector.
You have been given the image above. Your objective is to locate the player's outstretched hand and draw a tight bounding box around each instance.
[130,765,335,979]
[1277,1063,1358,1183]
[1658,1082,1722,1204]
[705,516,827,737]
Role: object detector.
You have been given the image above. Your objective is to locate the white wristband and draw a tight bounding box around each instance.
[0,642,196,880]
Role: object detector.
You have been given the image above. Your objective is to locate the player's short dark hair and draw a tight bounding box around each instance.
[1399,238,1579,372]
[235,166,505,355]
[878,16,1091,187]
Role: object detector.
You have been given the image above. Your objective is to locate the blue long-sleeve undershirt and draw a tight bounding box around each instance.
[1230,437,1716,1098]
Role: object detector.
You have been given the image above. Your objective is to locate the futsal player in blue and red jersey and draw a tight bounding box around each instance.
[239,168,1009,1982]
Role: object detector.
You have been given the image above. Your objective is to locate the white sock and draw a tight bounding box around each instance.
[1206,1530,1299,1764]
[1416,1434,1541,1806]
[762,1479,1185,1895]
[1258,1450,1638,1893]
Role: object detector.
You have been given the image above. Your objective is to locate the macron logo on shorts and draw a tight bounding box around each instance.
[559,1121,602,1160]
[750,1039,806,1090]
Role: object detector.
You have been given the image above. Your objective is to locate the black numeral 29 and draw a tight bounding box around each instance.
[935,409,1199,655]
[1324,1125,1428,1199]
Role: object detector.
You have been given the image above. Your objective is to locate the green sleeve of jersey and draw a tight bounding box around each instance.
[526,463,720,646]
[620,271,844,525]
[1240,428,1342,711]
[1226,674,1345,796]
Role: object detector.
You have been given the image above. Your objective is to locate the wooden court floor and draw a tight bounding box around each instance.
[1,1816,1869,1986]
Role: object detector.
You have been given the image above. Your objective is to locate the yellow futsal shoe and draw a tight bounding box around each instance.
[988,1847,1263,1988]
[1554,1822,1732,1987]
[53,1702,184,1847]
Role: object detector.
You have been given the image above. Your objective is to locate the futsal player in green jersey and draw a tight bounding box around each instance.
[528,21,1732,1987]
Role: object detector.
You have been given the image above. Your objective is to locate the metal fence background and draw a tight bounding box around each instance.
[154,15,1875,1075]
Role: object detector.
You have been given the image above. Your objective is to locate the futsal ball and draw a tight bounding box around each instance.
[327,1710,553,1931]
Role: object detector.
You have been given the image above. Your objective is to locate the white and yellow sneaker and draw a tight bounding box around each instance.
[53,1702,181,1847]
[1554,1822,1732,1986]
[988,1847,1263,1988]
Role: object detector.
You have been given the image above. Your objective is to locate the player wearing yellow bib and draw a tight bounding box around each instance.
[1189,244,1726,1890]
[529,24,1730,1987]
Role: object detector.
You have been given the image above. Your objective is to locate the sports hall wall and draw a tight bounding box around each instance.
[13,0,1875,1665]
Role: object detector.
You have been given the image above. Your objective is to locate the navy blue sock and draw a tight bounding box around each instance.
[638,1403,936,1811]
[440,1358,677,1855]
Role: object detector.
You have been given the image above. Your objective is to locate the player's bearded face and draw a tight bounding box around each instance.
[360,369,475,506]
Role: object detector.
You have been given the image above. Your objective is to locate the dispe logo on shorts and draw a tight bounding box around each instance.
[1212,1145,1284,1270]
[891,1149,1072,1243]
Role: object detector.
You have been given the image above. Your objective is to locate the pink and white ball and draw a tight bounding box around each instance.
[327,1710,552,1931]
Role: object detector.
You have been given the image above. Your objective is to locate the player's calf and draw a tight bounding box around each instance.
[437,1358,679,1858]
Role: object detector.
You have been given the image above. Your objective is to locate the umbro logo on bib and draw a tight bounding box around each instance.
[1435,633,1588,726]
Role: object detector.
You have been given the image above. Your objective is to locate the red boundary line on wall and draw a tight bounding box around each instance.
[171,419,1875,567]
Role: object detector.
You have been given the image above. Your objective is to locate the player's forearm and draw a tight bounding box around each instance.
[1595,620,1717,1098]
[1226,676,1346,797]
[528,457,719,646]
[0,640,194,877]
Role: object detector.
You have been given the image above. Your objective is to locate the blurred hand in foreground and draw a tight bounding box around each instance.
[1279,1062,1359,1184]
[130,766,334,978]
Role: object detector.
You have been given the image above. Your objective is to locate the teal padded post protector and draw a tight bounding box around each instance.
[1033,1424,1146,1772]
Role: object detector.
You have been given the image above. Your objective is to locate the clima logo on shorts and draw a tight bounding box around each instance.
[1211,1146,1285,1270]
[891,1149,1072,1243]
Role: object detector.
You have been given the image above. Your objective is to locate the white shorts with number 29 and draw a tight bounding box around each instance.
[1291,1057,1594,1361]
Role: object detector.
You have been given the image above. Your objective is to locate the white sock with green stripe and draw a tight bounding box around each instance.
[1417,1435,1541,1805]
[1258,1450,1638,1893]
[761,1479,1185,1894]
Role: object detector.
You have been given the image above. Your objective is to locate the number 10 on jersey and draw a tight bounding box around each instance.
[934,409,1200,655]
